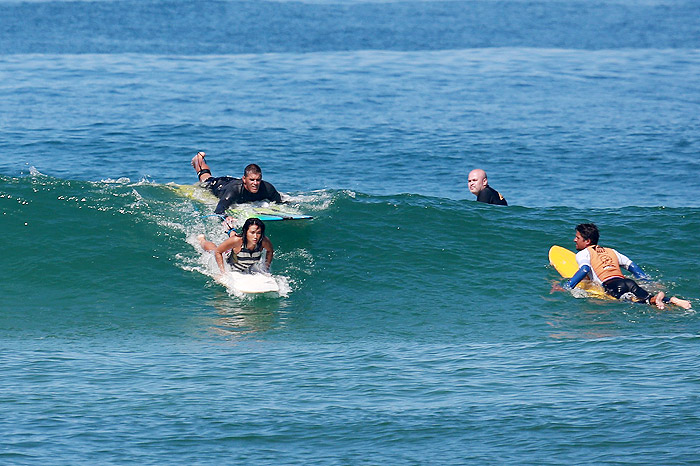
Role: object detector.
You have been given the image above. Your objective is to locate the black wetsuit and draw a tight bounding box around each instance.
[476,186,507,205]
[202,177,282,215]
[602,277,653,304]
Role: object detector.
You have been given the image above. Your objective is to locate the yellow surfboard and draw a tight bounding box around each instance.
[548,245,613,300]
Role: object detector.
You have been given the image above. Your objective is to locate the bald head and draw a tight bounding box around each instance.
[468,169,488,196]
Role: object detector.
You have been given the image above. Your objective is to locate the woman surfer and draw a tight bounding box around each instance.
[198,217,274,275]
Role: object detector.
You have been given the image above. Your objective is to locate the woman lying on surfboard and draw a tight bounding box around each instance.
[197,217,274,275]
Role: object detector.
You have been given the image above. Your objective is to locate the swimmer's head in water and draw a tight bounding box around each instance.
[467,169,488,195]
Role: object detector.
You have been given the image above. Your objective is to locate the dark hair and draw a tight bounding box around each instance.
[244,163,262,177]
[241,217,266,248]
[576,223,599,245]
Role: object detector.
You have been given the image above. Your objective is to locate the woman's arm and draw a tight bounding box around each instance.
[262,237,274,270]
[214,236,242,274]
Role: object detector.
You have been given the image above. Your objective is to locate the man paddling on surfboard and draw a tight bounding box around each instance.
[567,223,691,310]
[192,151,282,229]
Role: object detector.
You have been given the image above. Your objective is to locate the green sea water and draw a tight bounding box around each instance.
[4,174,697,341]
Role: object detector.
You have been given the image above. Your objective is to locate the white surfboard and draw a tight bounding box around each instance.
[226,271,280,294]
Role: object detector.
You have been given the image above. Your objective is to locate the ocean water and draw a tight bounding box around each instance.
[2,0,700,464]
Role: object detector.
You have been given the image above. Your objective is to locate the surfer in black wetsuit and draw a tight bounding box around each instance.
[467,169,507,205]
[191,152,282,222]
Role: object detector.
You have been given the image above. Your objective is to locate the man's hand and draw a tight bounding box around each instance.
[222,216,237,232]
[551,283,567,293]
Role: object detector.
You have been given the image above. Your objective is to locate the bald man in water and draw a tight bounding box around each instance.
[467,169,507,205]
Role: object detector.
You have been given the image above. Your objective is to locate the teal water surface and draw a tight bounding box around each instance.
[2,174,699,464]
